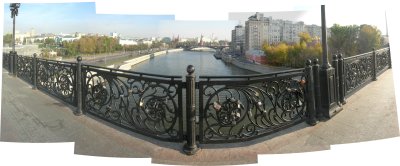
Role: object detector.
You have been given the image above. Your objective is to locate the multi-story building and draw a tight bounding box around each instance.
[241,12,326,63]
[231,25,245,55]
[242,13,327,46]
[245,12,270,52]
[305,24,322,40]
[269,19,282,45]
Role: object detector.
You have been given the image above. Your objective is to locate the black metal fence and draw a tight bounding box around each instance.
[197,69,308,143]
[1,46,391,155]
[36,58,77,105]
[82,64,184,142]
[342,47,391,98]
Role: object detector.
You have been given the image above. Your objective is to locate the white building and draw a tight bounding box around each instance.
[138,40,152,46]
[269,19,283,44]
[119,39,138,45]
[245,12,270,52]
[243,13,326,50]
[305,24,322,39]
[110,32,119,38]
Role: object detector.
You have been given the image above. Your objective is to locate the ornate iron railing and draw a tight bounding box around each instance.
[3,53,10,71]
[2,46,390,155]
[17,55,34,84]
[36,58,77,105]
[376,47,391,75]
[82,65,184,142]
[197,69,307,143]
[342,47,391,97]
[343,52,374,96]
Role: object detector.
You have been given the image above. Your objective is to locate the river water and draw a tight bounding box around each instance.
[130,51,258,76]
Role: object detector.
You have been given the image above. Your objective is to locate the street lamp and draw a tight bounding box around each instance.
[10,3,20,52]
[10,3,20,77]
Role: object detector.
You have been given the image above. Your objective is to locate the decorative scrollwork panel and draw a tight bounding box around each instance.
[344,53,374,96]
[37,59,76,105]
[3,53,10,70]
[17,55,34,84]
[83,67,183,141]
[199,73,306,143]
[376,48,390,74]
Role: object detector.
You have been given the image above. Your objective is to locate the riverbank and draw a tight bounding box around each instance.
[221,54,290,73]
[118,48,184,70]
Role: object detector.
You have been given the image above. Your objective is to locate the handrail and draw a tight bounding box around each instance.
[199,68,304,80]
[82,64,182,79]
[343,47,389,61]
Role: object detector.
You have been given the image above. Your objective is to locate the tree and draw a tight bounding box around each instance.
[328,24,359,57]
[299,32,312,44]
[44,38,56,46]
[264,43,289,66]
[3,34,13,46]
[263,32,322,68]
[357,24,381,53]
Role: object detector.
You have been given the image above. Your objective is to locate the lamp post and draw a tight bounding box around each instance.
[10,3,20,77]
[318,5,342,119]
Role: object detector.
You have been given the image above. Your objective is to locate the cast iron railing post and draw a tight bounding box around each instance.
[388,46,392,69]
[337,54,346,104]
[75,56,83,116]
[305,60,317,125]
[32,53,37,90]
[8,52,13,75]
[332,54,340,106]
[183,65,199,155]
[13,51,17,77]
[313,59,322,119]
[372,48,377,81]
[338,54,346,104]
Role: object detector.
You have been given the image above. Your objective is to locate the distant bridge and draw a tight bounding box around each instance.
[181,45,229,51]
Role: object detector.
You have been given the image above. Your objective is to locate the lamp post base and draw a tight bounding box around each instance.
[183,143,199,155]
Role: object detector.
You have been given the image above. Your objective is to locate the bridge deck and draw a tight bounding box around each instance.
[1,69,399,165]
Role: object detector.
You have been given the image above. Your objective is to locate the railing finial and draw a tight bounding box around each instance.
[187,65,195,75]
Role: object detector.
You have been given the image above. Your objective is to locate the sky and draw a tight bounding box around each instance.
[3,2,175,38]
[2,0,390,40]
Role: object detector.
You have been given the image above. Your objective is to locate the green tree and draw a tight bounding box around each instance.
[328,24,359,57]
[357,24,381,53]
[3,34,13,46]
[44,38,56,46]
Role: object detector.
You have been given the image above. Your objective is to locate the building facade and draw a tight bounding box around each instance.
[305,24,322,40]
[236,12,327,63]
[231,25,245,55]
[245,12,270,52]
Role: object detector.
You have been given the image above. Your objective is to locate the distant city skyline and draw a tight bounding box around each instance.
[2,2,175,38]
[2,1,390,41]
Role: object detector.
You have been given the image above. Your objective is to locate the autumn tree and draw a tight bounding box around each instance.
[263,32,322,68]
[357,24,382,53]
[264,43,289,66]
